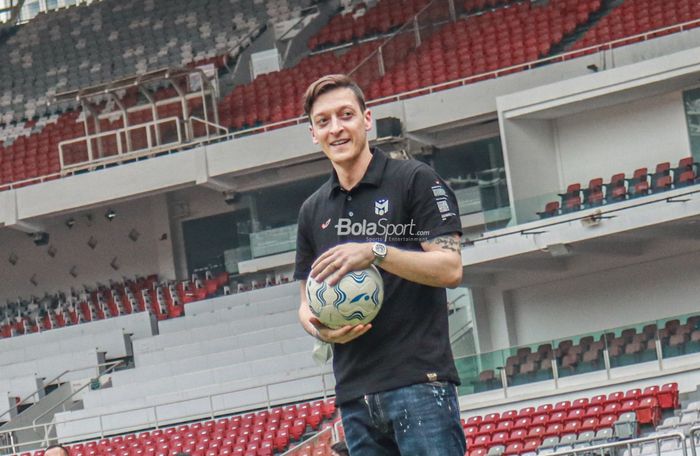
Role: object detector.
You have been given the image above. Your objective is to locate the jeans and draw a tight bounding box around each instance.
[340,381,466,456]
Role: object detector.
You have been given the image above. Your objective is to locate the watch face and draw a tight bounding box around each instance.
[374,243,387,256]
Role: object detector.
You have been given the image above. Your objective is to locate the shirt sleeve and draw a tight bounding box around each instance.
[293,199,315,280]
[407,163,463,241]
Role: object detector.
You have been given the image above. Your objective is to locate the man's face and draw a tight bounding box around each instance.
[309,87,372,166]
[45,448,69,456]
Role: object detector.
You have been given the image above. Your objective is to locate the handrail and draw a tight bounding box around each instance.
[58,116,182,170]
[690,425,700,456]
[0,368,334,452]
[31,361,124,430]
[0,370,69,424]
[0,360,122,424]
[348,0,443,77]
[544,431,687,456]
[188,116,229,137]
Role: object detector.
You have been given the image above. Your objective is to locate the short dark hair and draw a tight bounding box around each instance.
[303,74,366,120]
[331,440,349,455]
[45,444,70,455]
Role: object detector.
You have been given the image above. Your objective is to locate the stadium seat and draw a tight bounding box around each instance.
[537,201,561,218]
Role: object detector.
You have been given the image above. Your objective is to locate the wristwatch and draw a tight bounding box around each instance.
[371,242,387,265]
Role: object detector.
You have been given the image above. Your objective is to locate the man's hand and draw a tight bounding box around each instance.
[311,317,372,344]
[310,242,374,285]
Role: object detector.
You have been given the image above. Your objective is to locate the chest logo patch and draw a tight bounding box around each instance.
[321,218,332,229]
[374,199,389,216]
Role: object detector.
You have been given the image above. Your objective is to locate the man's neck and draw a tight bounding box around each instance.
[335,148,373,191]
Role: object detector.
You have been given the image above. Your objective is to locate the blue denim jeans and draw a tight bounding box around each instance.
[340,381,466,456]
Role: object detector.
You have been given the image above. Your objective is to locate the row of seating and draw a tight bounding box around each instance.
[571,0,700,52]
[364,0,602,100]
[0,271,232,339]
[0,0,695,192]
[0,0,308,121]
[308,0,431,50]
[463,384,679,456]
[3,0,700,192]
[10,398,336,456]
[474,314,699,390]
[537,156,700,218]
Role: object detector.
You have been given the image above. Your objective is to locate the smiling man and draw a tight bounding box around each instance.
[294,74,466,455]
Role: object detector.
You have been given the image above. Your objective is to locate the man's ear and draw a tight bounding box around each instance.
[364,108,372,131]
[309,123,319,144]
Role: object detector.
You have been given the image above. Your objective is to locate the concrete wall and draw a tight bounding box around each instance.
[0,195,174,302]
[556,91,691,186]
[509,248,700,346]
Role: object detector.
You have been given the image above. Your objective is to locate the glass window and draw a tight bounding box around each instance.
[684,87,700,160]
[182,209,251,276]
[432,136,511,229]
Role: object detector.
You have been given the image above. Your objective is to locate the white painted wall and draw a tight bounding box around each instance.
[556,91,691,186]
[0,195,173,303]
[510,249,700,346]
[501,119,560,223]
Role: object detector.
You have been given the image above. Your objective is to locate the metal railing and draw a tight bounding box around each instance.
[58,116,183,171]
[544,431,688,456]
[690,425,700,456]
[0,368,334,453]
[0,359,124,424]
[0,371,66,425]
[188,115,229,139]
[0,360,124,454]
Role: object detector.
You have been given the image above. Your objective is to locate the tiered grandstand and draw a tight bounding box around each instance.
[2,0,700,454]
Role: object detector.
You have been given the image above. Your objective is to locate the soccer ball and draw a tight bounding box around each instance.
[306,265,384,329]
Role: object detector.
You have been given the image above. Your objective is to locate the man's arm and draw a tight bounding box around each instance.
[298,280,372,344]
[310,233,463,288]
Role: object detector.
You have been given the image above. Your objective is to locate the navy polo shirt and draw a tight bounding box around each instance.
[294,149,462,405]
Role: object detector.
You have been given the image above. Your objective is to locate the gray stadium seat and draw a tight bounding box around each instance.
[615,412,638,439]
[592,427,614,445]
[487,445,506,456]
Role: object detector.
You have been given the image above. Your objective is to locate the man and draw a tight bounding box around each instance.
[294,74,466,455]
[44,444,69,456]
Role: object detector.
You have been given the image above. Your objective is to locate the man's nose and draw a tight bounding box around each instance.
[329,116,343,134]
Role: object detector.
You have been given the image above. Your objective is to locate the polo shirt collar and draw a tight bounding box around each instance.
[327,148,388,198]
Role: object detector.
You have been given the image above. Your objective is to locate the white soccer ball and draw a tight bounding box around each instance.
[306,265,384,329]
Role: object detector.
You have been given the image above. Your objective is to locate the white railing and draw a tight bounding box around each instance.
[0,369,334,454]
[0,360,124,455]
[188,116,229,138]
[544,431,688,456]
[690,425,700,456]
[58,116,183,171]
